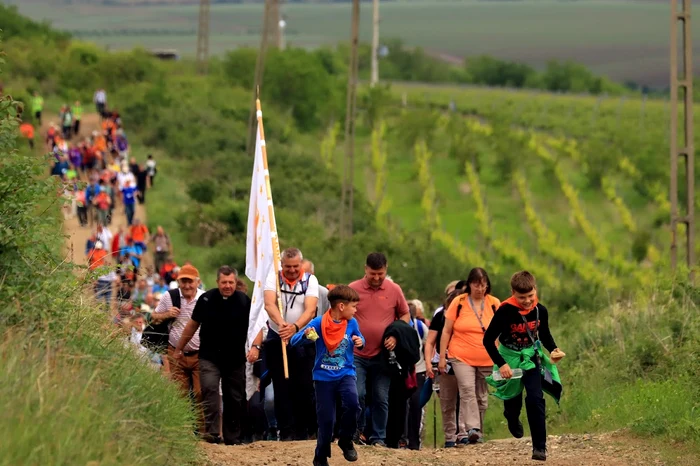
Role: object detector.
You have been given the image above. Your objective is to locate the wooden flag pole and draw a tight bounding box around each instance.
[256,94,289,379]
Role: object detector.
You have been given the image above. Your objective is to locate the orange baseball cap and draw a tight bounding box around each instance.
[178,264,200,280]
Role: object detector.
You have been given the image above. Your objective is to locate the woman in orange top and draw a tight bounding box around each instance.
[438,267,500,444]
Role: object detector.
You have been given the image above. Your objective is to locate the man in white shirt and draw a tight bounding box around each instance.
[264,248,319,441]
[95,224,113,256]
[94,88,107,116]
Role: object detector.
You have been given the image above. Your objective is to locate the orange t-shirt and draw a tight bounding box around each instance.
[130,224,149,243]
[445,293,501,367]
[88,248,109,270]
[20,123,35,139]
[94,136,107,153]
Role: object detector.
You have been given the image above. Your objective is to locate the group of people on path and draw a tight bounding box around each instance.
[117,244,565,465]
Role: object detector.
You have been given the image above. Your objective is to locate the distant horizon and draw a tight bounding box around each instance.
[5,0,699,87]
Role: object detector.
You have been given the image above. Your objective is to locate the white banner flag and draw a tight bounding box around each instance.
[245,118,278,348]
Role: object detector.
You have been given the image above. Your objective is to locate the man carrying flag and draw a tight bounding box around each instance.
[264,247,319,441]
[245,101,319,442]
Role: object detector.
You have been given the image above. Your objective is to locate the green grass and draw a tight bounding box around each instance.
[0,327,200,466]
[12,0,700,86]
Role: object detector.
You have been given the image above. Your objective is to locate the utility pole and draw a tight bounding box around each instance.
[246,0,275,155]
[268,0,282,48]
[370,0,379,87]
[669,0,695,278]
[196,0,211,75]
[340,0,360,238]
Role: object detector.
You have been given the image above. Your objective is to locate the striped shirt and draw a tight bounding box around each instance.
[154,288,204,352]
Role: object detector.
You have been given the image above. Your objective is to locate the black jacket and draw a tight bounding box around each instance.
[381,320,420,378]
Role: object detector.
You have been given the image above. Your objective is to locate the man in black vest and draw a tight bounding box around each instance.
[174,265,258,445]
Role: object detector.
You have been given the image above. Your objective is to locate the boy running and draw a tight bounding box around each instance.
[291,285,365,466]
[483,271,565,462]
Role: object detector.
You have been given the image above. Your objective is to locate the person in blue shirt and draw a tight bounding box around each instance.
[122,180,137,226]
[291,285,365,466]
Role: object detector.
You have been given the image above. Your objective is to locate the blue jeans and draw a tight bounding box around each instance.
[315,376,360,460]
[355,355,391,443]
[94,279,112,310]
[124,203,135,225]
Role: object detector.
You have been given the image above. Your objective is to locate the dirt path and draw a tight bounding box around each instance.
[201,431,668,466]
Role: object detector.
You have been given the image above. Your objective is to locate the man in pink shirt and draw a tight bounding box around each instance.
[349,252,409,446]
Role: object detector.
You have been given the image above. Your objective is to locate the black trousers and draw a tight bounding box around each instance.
[405,371,426,450]
[243,389,268,441]
[264,333,316,439]
[386,374,411,448]
[200,358,246,444]
[503,367,547,450]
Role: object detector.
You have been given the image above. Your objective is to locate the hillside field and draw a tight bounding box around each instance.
[8,0,700,87]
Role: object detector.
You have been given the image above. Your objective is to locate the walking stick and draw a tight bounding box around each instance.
[433,396,437,449]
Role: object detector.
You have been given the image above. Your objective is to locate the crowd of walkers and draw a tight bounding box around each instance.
[28,89,566,465]
[105,245,565,465]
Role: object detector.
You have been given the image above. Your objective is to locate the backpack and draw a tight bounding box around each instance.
[456,294,497,318]
[142,289,179,351]
[410,317,425,340]
[278,272,311,296]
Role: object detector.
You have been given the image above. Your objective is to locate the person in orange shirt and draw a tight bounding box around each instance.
[93,131,107,154]
[438,267,500,444]
[88,240,109,271]
[19,122,35,149]
[130,219,149,251]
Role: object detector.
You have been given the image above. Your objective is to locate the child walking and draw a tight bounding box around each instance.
[291,285,365,466]
[483,271,565,462]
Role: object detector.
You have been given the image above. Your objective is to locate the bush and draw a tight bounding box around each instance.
[631,230,651,263]
[263,48,343,130]
[187,180,217,204]
[466,55,536,88]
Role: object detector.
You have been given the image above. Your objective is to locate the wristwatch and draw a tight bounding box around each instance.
[253,344,262,351]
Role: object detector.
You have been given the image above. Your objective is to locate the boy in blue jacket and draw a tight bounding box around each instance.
[291,285,365,466]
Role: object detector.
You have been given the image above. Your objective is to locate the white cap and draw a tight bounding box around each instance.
[95,240,104,249]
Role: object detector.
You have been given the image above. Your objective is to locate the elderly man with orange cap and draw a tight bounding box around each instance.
[152,264,205,430]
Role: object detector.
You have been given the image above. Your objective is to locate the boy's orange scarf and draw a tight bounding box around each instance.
[504,296,539,315]
[321,311,347,353]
